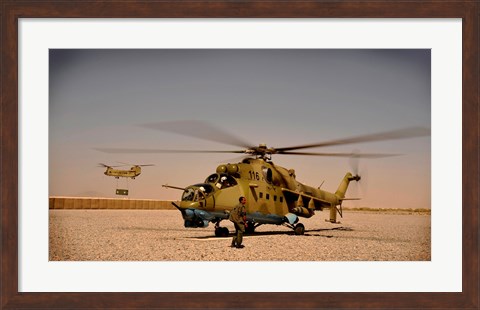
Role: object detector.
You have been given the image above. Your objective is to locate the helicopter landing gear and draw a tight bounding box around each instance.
[215,227,229,237]
[214,221,229,237]
[283,222,306,235]
[294,223,305,235]
[245,221,258,234]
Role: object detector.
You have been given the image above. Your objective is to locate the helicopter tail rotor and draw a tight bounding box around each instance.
[348,153,369,205]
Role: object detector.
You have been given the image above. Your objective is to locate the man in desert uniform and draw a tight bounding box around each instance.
[229,196,247,248]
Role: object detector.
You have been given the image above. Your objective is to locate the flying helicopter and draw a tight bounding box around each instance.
[95,121,429,236]
[98,162,154,179]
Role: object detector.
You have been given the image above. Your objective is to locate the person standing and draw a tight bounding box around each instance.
[229,196,247,248]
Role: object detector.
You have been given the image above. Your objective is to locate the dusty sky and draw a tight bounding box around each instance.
[49,49,431,209]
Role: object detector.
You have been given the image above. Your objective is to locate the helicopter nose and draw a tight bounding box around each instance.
[179,201,201,210]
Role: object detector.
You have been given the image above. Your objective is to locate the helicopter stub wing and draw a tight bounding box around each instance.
[281,188,332,210]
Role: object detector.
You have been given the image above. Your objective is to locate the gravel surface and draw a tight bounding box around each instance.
[49,210,430,261]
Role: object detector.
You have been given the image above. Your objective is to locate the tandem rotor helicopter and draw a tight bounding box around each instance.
[98,162,154,179]
[96,121,429,236]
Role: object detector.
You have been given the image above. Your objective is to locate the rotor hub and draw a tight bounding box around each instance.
[246,144,276,159]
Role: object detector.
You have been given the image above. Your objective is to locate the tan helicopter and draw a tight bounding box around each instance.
[96,121,429,236]
[99,162,154,179]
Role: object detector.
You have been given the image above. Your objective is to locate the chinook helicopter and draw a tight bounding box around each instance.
[99,163,154,179]
[96,121,429,236]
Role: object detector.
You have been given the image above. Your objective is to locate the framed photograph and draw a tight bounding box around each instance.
[1,1,478,309]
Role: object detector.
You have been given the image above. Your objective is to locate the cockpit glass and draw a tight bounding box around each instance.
[214,174,238,189]
[182,184,214,202]
[205,173,219,184]
[195,184,214,195]
[181,188,195,201]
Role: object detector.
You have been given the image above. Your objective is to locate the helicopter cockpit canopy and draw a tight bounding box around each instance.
[205,173,238,189]
[181,183,214,202]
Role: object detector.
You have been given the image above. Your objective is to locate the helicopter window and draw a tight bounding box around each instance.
[193,184,214,195]
[262,167,273,183]
[280,197,284,203]
[259,192,263,199]
[194,189,204,201]
[215,174,237,189]
[266,193,270,200]
[182,188,195,201]
[205,174,219,184]
[274,195,277,201]
[182,184,214,202]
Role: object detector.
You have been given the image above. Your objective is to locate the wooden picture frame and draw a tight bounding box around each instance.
[1,1,478,309]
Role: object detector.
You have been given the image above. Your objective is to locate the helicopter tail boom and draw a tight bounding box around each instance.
[334,172,360,199]
[328,172,360,223]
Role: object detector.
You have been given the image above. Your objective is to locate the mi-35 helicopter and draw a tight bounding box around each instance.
[98,162,154,179]
[96,121,429,236]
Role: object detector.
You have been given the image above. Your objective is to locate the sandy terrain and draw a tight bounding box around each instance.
[49,209,430,261]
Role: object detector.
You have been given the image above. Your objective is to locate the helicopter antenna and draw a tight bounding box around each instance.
[318,180,325,189]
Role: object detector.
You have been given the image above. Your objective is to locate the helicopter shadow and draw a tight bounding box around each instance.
[303,226,354,238]
[190,226,354,240]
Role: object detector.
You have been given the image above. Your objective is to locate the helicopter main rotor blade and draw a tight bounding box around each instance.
[117,161,155,166]
[94,147,246,154]
[276,127,430,152]
[278,151,401,158]
[139,120,254,149]
[98,163,123,167]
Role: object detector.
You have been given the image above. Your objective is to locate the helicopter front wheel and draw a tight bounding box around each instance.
[294,223,305,235]
[245,221,256,234]
[215,227,229,237]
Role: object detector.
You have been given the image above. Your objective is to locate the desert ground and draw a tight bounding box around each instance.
[49,209,430,261]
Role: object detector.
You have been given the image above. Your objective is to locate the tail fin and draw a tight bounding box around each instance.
[335,172,360,198]
[329,172,360,223]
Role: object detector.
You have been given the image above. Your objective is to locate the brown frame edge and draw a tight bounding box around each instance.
[1,1,478,309]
